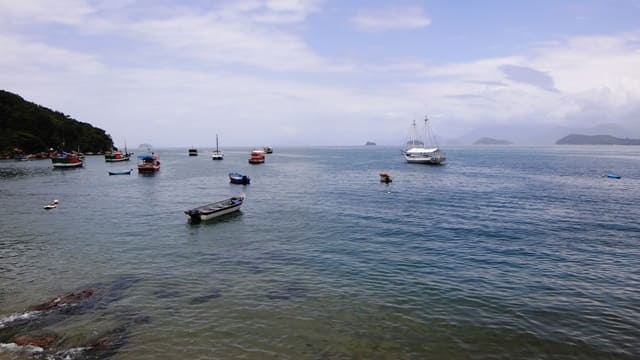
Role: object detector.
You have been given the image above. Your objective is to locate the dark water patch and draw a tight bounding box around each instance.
[266,284,307,301]
[188,288,222,305]
[0,166,51,180]
[152,289,182,299]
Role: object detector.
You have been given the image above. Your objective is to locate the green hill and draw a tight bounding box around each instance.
[0,90,113,155]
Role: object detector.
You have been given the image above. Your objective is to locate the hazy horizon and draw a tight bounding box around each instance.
[2,1,639,147]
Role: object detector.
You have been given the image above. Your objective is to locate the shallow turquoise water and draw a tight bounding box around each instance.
[0,146,639,359]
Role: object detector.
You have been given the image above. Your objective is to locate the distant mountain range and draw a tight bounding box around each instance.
[473,137,512,145]
[443,123,639,145]
[556,134,640,145]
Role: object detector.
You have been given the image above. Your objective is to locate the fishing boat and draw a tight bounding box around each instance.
[51,152,83,168]
[379,172,392,183]
[188,148,198,156]
[229,172,250,185]
[401,115,446,165]
[105,144,132,162]
[263,146,273,154]
[108,169,133,175]
[212,134,224,160]
[137,152,160,173]
[184,195,245,223]
[248,150,265,164]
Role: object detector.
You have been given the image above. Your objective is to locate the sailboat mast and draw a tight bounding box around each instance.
[424,116,428,147]
[216,134,219,152]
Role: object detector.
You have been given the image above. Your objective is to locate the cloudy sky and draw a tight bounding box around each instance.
[1,0,640,146]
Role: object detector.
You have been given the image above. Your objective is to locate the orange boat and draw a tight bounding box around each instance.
[248,150,265,164]
[379,172,392,183]
[137,152,160,173]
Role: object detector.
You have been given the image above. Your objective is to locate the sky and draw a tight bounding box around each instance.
[1,0,640,147]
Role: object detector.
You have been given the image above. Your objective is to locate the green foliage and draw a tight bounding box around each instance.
[0,90,114,154]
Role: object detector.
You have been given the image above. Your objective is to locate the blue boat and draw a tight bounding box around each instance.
[605,173,621,179]
[109,169,133,176]
[229,172,250,185]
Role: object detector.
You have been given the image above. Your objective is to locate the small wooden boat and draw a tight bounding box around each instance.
[379,172,392,183]
[248,150,265,164]
[185,195,245,223]
[605,173,621,179]
[51,152,83,168]
[109,169,133,176]
[44,200,59,210]
[137,152,160,173]
[229,172,250,185]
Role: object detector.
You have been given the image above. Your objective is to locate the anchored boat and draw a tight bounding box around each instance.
[212,134,224,160]
[248,150,265,164]
[402,115,446,165]
[137,152,160,173]
[229,172,250,185]
[184,195,245,223]
[51,152,83,168]
[109,169,133,175]
[379,172,392,183]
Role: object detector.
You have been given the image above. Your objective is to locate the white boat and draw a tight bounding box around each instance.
[212,134,224,160]
[184,195,244,223]
[402,115,446,165]
[44,200,59,210]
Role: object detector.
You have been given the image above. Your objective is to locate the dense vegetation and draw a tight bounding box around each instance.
[0,90,113,155]
[556,134,640,145]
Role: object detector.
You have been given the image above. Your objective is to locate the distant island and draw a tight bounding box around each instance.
[473,137,513,145]
[364,141,376,146]
[556,134,640,145]
[0,90,113,157]
[138,143,153,149]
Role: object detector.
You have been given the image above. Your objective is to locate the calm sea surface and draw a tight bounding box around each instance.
[0,146,639,359]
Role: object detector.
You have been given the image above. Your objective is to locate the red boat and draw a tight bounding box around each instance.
[51,152,83,168]
[248,150,265,164]
[105,150,131,162]
[137,152,160,173]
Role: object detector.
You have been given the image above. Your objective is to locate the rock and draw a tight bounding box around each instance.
[30,288,97,311]
[13,334,57,348]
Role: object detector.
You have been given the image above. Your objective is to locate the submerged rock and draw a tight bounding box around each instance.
[189,288,222,305]
[13,334,58,348]
[30,289,97,311]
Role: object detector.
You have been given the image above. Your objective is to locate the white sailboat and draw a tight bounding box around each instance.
[402,115,446,165]
[212,134,224,160]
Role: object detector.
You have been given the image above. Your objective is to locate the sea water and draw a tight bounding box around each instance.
[0,146,638,359]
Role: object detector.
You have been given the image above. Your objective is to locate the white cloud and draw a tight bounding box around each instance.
[128,13,334,72]
[351,5,431,32]
[0,0,94,25]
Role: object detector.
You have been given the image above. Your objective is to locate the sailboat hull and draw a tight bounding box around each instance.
[404,154,446,165]
[402,148,446,165]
